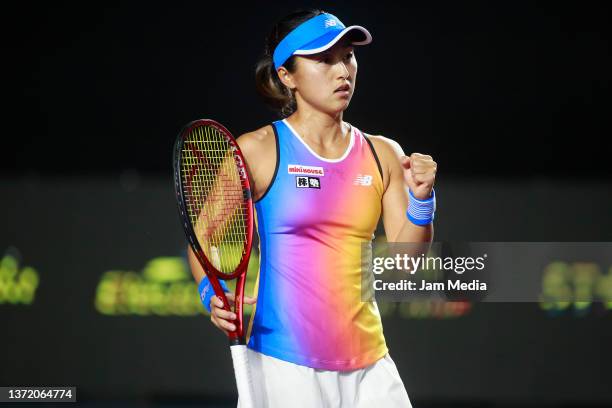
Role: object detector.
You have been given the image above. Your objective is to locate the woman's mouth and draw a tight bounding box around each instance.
[334,83,351,97]
[334,84,351,93]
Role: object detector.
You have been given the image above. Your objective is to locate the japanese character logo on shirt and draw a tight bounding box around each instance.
[296,176,321,189]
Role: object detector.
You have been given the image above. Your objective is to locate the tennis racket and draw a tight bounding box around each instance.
[173,119,255,407]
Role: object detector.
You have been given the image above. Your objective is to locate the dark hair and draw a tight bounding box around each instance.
[255,9,326,117]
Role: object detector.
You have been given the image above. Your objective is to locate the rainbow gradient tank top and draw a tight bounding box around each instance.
[246,118,388,370]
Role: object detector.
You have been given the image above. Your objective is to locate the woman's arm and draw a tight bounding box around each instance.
[236,125,277,202]
[369,135,437,244]
[187,245,206,283]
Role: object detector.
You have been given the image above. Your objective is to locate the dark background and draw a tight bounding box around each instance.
[5,1,610,178]
[2,1,611,407]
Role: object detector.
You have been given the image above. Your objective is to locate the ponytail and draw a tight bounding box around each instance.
[255,52,297,117]
[255,9,325,117]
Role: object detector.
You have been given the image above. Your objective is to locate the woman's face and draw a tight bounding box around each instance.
[281,39,358,115]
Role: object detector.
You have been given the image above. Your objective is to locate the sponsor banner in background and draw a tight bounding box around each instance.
[0,248,39,306]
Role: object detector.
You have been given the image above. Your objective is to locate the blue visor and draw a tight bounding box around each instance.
[272,13,372,70]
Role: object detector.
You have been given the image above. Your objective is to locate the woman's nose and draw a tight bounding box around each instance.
[337,61,350,79]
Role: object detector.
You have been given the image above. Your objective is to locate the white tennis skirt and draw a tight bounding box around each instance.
[237,348,412,407]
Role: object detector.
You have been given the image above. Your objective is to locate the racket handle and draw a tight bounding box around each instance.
[230,344,256,408]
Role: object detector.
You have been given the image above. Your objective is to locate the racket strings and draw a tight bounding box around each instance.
[181,125,248,275]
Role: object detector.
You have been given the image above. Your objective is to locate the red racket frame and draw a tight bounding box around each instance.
[173,119,254,344]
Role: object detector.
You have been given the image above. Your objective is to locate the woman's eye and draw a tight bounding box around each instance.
[318,53,352,63]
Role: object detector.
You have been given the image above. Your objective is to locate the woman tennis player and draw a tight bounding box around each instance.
[192,8,437,407]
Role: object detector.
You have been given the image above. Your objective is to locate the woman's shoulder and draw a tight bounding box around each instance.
[357,129,406,190]
[236,124,276,154]
[236,124,277,183]
[358,130,405,159]
[236,124,278,199]
[237,124,275,144]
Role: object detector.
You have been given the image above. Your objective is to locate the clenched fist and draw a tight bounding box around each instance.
[400,153,437,200]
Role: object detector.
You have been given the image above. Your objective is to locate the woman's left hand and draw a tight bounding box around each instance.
[400,153,437,200]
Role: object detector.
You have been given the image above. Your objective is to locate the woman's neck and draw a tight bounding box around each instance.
[285,109,348,147]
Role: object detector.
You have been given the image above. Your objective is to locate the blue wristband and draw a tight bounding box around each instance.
[406,188,436,226]
[198,275,230,313]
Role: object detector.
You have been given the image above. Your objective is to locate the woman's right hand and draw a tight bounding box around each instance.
[210,293,257,335]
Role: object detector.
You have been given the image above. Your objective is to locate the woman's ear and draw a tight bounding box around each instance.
[277,67,295,90]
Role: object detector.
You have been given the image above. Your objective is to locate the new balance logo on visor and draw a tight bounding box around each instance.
[288,164,325,176]
[353,174,373,186]
[324,19,338,28]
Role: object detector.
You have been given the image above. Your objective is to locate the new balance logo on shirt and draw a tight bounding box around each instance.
[353,174,373,186]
